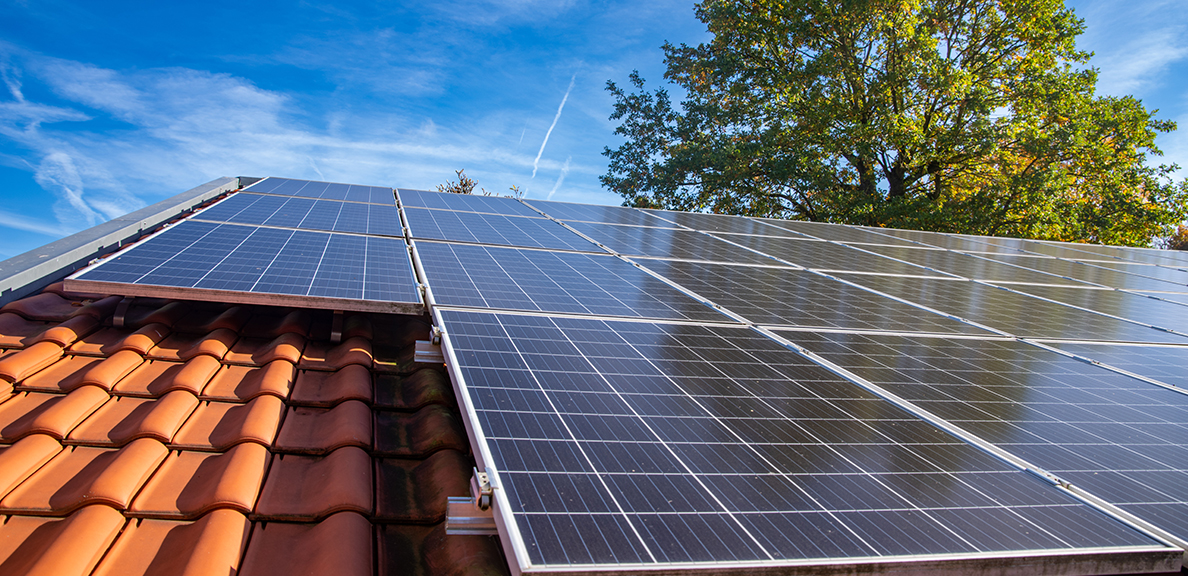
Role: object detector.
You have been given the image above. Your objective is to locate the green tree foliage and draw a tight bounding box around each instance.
[602,0,1188,246]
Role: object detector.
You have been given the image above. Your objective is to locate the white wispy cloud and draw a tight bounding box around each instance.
[1091,27,1188,96]
[532,74,576,180]
[0,209,72,236]
[547,155,571,200]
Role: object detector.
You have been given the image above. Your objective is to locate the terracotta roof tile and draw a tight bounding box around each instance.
[125,301,189,329]
[224,332,306,366]
[291,364,372,407]
[171,396,285,451]
[92,509,250,576]
[29,315,99,348]
[240,511,373,576]
[130,443,269,518]
[174,305,252,334]
[113,323,171,355]
[146,328,238,362]
[374,450,470,523]
[0,434,62,499]
[299,336,373,370]
[40,281,109,302]
[382,524,508,576]
[200,360,295,402]
[241,309,312,339]
[0,386,109,441]
[76,349,145,391]
[66,327,127,356]
[66,391,199,446]
[0,505,126,576]
[374,369,454,411]
[342,314,374,341]
[0,438,168,514]
[113,356,221,397]
[0,293,95,322]
[0,341,65,383]
[17,355,105,393]
[274,400,372,454]
[374,405,469,458]
[254,446,372,520]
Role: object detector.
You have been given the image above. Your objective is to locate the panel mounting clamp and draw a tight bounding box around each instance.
[445,468,498,536]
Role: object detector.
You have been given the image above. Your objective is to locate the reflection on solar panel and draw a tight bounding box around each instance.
[788,331,1188,547]
[565,221,778,265]
[857,245,1090,286]
[194,193,402,236]
[68,220,421,313]
[439,310,1168,574]
[399,188,542,217]
[1046,341,1188,389]
[755,219,921,246]
[403,207,599,252]
[245,176,395,204]
[414,242,730,322]
[832,273,1188,344]
[1004,284,1188,334]
[642,209,806,236]
[635,259,988,335]
[975,253,1188,292]
[721,236,952,276]
[525,199,677,227]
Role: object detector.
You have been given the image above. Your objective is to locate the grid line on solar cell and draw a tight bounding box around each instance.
[752,219,923,247]
[785,331,1188,545]
[524,200,679,227]
[414,241,732,322]
[244,177,395,204]
[966,253,1188,292]
[854,245,1092,286]
[718,236,955,277]
[997,282,1188,335]
[398,188,542,217]
[563,221,781,265]
[639,209,809,237]
[403,207,600,252]
[440,310,1158,570]
[69,220,421,308]
[193,192,402,236]
[832,273,1188,344]
[634,259,989,335]
[1042,341,1188,391]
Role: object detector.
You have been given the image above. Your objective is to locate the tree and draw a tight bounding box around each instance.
[436,169,525,198]
[602,0,1188,246]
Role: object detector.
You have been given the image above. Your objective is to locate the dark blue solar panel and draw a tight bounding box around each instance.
[564,221,778,265]
[404,207,598,251]
[195,193,401,237]
[525,199,679,227]
[245,177,394,205]
[363,236,417,301]
[398,188,541,217]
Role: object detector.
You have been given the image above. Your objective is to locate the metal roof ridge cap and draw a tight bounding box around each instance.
[0,176,243,306]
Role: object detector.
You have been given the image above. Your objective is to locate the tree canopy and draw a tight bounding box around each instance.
[602,0,1188,246]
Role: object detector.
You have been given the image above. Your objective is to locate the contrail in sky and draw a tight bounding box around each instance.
[531,74,575,180]
[547,156,571,200]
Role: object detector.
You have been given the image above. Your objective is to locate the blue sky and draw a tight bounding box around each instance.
[1,0,1185,258]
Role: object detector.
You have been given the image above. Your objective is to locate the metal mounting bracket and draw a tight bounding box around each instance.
[445,468,498,536]
[414,340,445,364]
[330,310,344,343]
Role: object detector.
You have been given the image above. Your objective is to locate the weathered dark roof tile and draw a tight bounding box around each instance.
[374,405,468,458]
[274,400,372,454]
[374,369,454,411]
[254,446,373,521]
[240,511,374,576]
[299,336,373,370]
[374,449,470,523]
[290,364,372,407]
[241,309,312,339]
[174,305,252,334]
[0,313,51,349]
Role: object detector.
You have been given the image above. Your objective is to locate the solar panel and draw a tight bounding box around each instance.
[563,221,780,265]
[974,253,1188,292]
[1087,259,1188,284]
[641,209,808,237]
[1045,341,1188,389]
[193,193,402,237]
[398,188,542,217]
[831,273,1188,344]
[524,200,678,227]
[413,241,732,322]
[635,259,989,335]
[857,245,1091,286]
[403,207,600,252]
[245,176,395,204]
[437,310,1169,574]
[1003,283,1188,335]
[66,220,421,313]
[786,330,1188,547]
[754,219,922,247]
[720,236,953,276]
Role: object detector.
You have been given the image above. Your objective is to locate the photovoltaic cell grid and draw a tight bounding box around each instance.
[1004,283,1188,336]
[414,242,731,323]
[787,331,1188,543]
[245,176,395,204]
[68,220,421,313]
[564,221,779,265]
[193,192,402,237]
[440,310,1163,572]
[398,188,542,217]
[974,253,1188,293]
[856,245,1089,286]
[720,235,953,277]
[524,199,678,228]
[641,209,808,237]
[403,207,600,252]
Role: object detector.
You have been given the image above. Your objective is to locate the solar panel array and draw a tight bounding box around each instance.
[62,178,1188,575]
[401,188,1188,574]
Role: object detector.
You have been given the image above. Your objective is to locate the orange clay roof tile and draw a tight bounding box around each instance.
[0,386,109,441]
[374,369,454,411]
[171,395,285,451]
[66,391,199,446]
[374,449,470,523]
[274,400,372,454]
[39,281,109,301]
[76,349,145,391]
[129,443,269,519]
[0,313,46,348]
[0,505,126,576]
[125,301,190,329]
[299,336,373,370]
[0,341,65,383]
[239,511,373,576]
[113,356,221,398]
[374,405,468,458]
[66,327,127,356]
[241,309,312,339]
[92,509,250,576]
[224,332,306,366]
[0,293,86,322]
[0,438,168,514]
[146,328,238,362]
[113,323,171,355]
[200,360,295,402]
[17,355,106,393]
[174,305,252,334]
[254,446,372,521]
[29,314,100,348]
[290,364,372,407]
[0,434,63,499]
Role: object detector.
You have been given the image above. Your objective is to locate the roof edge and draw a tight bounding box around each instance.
[0,176,252,306]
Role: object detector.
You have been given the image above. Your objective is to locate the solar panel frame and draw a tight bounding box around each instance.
[398,188,543,217]
[244,176,395,204]
[403,207,603,252]
[192,192,403,237]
